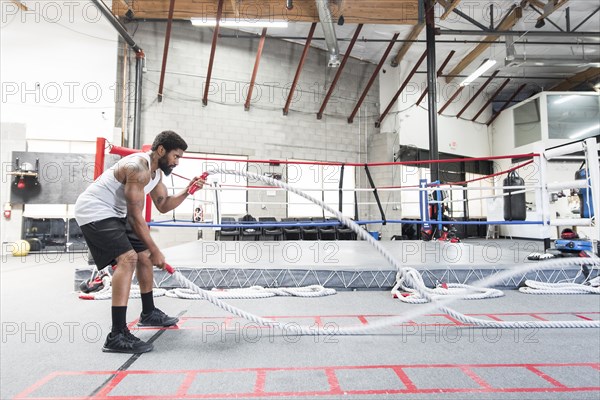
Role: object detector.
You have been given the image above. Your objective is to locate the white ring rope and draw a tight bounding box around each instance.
[167,169,600,333]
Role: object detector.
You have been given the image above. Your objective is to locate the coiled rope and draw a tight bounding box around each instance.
[391,270,504,303]
[169,169,600,333]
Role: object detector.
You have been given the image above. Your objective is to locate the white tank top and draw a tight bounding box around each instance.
[75,152,161,226]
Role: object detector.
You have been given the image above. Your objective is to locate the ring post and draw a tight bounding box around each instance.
[536,146,552,248]
[584,138,600,242]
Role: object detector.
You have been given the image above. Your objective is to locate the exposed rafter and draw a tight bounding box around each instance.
[11,0,28,10]
[317,24,363,120]
[283,23,317,116]
[445,5,523,83]
[391,23,424,67]
[202,0,224,106]
[245,28,268,111]
[486,84,527,126]
[456,70,500,119]
[472,78,510,122]
[551,67,600,91]
[158,0,177,102]
[348,33,400,123]
[438,0,461,20]
[114,0,419,24]
[417,50,455,106]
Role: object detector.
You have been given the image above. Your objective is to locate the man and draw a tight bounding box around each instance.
[75,131,204,353]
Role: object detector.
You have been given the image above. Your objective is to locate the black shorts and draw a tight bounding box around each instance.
[80,217,147,270]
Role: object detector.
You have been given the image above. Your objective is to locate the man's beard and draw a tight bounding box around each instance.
[158,155,174,176]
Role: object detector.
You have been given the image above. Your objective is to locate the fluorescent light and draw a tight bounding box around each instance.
[191,18,288,28]
[554,95,578,104]
[570,123,600,139]
[460,59,497,87]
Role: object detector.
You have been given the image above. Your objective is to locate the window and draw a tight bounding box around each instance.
[547,94,600,140]
[287,162,355,218]
[514,98,541,147]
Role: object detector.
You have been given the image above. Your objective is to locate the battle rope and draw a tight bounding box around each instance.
[166,285,336,300]
[391,270,504,303]
[79,273,167,300]
[519,280,600,295]
[163,169,600,333]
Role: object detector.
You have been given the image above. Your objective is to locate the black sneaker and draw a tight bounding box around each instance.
[102,328,153,354]
[138,308,179,327]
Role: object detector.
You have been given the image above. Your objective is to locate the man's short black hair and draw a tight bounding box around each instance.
[151,130,188,152]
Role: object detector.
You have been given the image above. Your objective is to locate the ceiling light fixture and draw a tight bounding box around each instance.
[190,18,288,28]
[570,123,600,139]
[460,59,497,87]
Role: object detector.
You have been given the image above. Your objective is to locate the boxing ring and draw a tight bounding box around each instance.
[75,137,599,292]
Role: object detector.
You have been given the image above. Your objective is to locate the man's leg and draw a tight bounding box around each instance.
[102,249,153,353]
[136,250,179,327]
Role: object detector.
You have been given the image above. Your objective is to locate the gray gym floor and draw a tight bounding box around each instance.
[2,240,599,399]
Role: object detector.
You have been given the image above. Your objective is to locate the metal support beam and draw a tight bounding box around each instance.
[283,23,317,116]
[417,50,455,106]
[158,0,176,102]
[245,28,267,111]
[471,78,510,122]
[452,8,489,31]
[92,0,142,53]
[133,51,145,149]
[316,24,363,120]
[445,5,523,83]
[530,4,564,32]
[202,0,224,106]
[348,33,399,124]
[376,50,428,128]
[486,84,527,126]
[438,29,599,37]
[573,6,600,32]
[425,0,439,183]
[456,70,499,119]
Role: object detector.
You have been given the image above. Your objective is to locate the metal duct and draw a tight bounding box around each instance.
[315,0,340,67]
[505,36,600,67]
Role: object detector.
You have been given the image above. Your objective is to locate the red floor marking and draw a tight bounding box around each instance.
[529,314,549,321]
[459,366,493,389]
[391,367,418,391]
[17,363,600,399]
[176,372,197,397]
[131,311,598,331]
[254,370,266,394]
[524,366,568,388]
[324,367,343,395]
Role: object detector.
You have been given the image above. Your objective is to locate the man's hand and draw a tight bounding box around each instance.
[187,175,206,194]
[150,249,166,270]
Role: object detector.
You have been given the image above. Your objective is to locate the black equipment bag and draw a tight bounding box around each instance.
[503,171,526,221]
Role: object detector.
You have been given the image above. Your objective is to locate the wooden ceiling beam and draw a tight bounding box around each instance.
[551,67,600,91]
[391,23,424,67]
[116,0,419,24]
[438,0,461,21]
[445,5,523,83]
